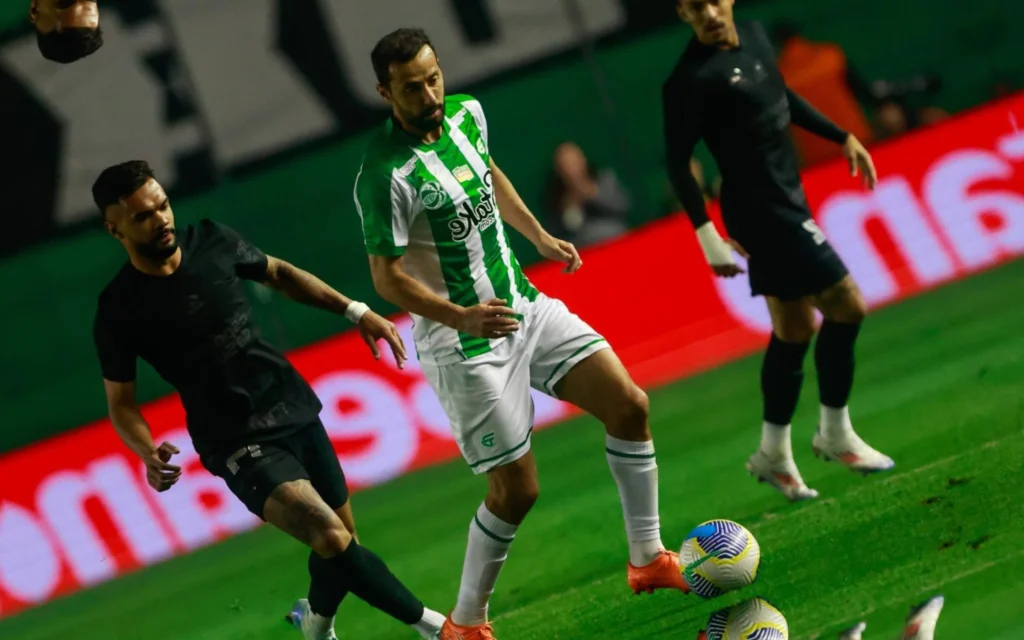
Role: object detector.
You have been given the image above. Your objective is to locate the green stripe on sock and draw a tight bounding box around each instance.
[605,447,657,460]
[473,516,514,545]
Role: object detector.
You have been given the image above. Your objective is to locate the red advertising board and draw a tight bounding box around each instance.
[1,93,1022,619]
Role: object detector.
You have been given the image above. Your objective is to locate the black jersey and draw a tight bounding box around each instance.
[663,21,848,251]
[93,220,322,457]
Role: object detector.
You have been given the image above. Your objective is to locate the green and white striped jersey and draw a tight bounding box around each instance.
[355,94,538,365]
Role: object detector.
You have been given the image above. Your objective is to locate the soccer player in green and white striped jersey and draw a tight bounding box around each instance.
[355,29,689,639]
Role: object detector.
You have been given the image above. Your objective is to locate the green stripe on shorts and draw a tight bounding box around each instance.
[468,427,533,470]
[543,338,608,394]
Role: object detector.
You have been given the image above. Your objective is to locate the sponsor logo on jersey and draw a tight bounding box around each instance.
[419,180,448,210]
[449,170,497,242]
[453,165,474,183]
[476,137,487,155]
[399,156,419,177]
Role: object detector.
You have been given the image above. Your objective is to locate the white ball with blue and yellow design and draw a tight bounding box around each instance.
[701,597,789,640]
[679,519,761,598]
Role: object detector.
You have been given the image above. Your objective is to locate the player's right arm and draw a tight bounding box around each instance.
[368,255,517,339]
[94,305,181,492]
[356,163,520,339]
[662,79,744,278]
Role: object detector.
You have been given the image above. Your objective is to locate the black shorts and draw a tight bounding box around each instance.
[745,219,849,301]
[202,420,349,519]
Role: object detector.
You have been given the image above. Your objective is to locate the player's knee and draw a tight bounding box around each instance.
[774,323,816,343]
[845,296,868,324]
[311,523,352,558]
[488,477,539,523]
[609,385,650,434]
[514,482,540,517]
[820,277,867,324]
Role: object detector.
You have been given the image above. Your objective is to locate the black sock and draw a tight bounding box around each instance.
[308,551,349,618]
[761,334,811,425]
[330,541,424,625]
[815,320,862,408]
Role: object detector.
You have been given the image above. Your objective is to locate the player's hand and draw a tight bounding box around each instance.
[843,135,878,190]
[696,222,745,278]
[711,262,745,278]
[457,298,520,339]
[358,311,408,369]
[535,232,582,274]
[145,442,181,492]
[711,238,748,278]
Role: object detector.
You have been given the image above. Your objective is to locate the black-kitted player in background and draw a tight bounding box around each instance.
[91,161,445,640]
[664,0,894,502]
[29,0,102,63]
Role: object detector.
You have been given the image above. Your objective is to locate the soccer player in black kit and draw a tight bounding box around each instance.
[91,161,445,640]
[664,0,895,501]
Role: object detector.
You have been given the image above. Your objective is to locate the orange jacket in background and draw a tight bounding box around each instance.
[777,37,874,167]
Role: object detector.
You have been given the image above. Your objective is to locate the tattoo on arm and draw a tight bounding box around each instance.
[264,257,353,316]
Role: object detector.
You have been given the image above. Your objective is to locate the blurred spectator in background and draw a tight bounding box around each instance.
[875,99,951,139]
[774,23,946,157]
[875,100,910,138]
[992,78,1017,99]
[774,22,875,167]
[544,142,630,248]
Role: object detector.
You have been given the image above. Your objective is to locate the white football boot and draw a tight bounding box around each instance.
[898,595,944,640]
[286,598,338,640]
[746,450,819,501]
[838,621,867,640]
[812,427,895,475]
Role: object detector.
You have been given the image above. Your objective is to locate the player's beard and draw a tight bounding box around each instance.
[410,103,444,133]
[136,230,178,261]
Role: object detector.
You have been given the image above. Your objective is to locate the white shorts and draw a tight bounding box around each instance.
[421,293,610,474]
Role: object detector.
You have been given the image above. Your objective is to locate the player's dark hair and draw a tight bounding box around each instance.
[36,26,103,64]
[371,28,435,86]
[92,161,156,218]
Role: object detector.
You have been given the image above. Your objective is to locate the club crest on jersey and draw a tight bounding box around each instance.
[449,170,497,242]
[419,180,448,211]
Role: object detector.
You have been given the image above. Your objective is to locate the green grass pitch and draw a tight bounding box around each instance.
[2,259,1023,639]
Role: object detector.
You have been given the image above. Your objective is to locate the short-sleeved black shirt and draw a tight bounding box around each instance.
[93,220,322,457]
[663,21,847,252]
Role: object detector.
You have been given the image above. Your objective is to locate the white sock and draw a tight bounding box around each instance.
[820,405,853,438]
[760,421,793,458]
[301,609,334,638]
[412,608,446,638]
[605,435,665,567]
[451,504,517,627]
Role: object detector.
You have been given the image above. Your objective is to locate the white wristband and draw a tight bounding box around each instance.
[695,222,736,266]
[344,301,370,324]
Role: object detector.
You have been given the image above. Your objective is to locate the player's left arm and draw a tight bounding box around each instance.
[209,220,406,365]
[490,156,582,274]
[261,256,355,314]
[785,88,877,189]
[261,257,407,366]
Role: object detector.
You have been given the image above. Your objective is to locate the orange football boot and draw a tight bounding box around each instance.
[627,550,690,595]
[439,615,497,640]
